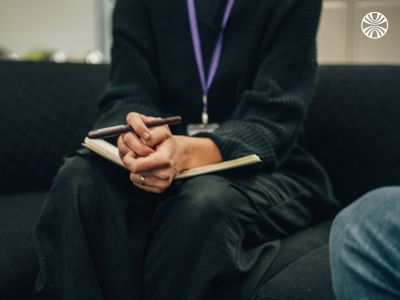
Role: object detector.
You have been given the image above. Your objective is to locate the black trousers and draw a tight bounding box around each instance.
[33,151,315,300]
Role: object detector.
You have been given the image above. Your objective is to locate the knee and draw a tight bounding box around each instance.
[54,155,92,183]
[170,175,245,228]
[330,187,400,297]
[364,187,400,222]
[337,186,400,229]
[47,155,99,209]
[332,187,400,235]
[330,186,400,264]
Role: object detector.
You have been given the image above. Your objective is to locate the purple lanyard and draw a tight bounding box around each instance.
[187,0,236,125]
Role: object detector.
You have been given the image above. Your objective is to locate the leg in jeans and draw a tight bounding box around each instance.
[143,172,315,300]
[330,187,400,300]
[33,153,160,300]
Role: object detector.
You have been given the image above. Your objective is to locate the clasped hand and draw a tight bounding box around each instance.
[117,112,186,193]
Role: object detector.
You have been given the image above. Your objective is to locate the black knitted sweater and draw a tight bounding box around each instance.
[94,0,339,216]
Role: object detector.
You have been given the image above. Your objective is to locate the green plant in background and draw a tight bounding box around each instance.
[23,49,56,61]
[24,49,66,62]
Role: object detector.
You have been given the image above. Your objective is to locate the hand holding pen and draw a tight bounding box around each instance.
[88,115,182,139]
[115,113,185,193]
[89,112,221,194]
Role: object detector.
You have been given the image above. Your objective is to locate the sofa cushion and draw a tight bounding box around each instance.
[305,65,400,206]
[0,192,46,300]
[255,221,334,300]
[0,61,108,195]
[256,245,332,300]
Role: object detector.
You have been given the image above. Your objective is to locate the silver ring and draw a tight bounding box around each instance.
[139,175,145,185]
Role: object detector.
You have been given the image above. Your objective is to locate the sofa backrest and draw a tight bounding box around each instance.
[1,61,399,206]
[305,65,400,206]
[0,61,108,195]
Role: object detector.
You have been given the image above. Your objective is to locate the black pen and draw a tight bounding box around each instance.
[88,116,182,139]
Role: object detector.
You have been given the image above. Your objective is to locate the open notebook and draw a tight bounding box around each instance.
[82,137,262,179]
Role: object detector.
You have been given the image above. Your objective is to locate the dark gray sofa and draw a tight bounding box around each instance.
[1,61,399,300]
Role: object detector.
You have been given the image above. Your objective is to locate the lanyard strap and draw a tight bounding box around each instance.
[187,0,236,124]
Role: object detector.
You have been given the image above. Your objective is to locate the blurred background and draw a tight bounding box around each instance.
[0,0,399,64]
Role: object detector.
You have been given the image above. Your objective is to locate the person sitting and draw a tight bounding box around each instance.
[33,0,339,299]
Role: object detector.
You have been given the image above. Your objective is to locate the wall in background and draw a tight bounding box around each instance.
[0,0,399,64]
[318,0,400,63]
[0,0,102,59]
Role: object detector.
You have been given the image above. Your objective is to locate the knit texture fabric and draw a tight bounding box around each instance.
[94,0,337,211]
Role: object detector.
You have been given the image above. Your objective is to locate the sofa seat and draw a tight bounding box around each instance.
[0,193,46,300]
[255,222,333,299]
[0,190,334,300]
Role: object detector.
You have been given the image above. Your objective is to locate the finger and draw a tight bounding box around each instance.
[126,112,152,141]
[133,152,171,174]
[141,166,176,182]
[141,115,160,122]
[133,182,164,194]
[130,173,170,190]
[123,132,154,157]
[144,126,171,148]
[117,134,131,159]
[130,174,167,194]
[136,116,168,147]
[122,151,137,171]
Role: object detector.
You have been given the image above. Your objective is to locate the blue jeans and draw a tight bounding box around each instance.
[330,187,400,300]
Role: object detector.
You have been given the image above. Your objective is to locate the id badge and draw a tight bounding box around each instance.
[187,123,219,136]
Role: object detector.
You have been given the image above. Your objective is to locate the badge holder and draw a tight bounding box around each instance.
[187,123,219,136]
[187,97,219,135]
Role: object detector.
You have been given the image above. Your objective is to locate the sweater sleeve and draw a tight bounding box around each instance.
[194,0,322,171]
[93,0,163,130]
